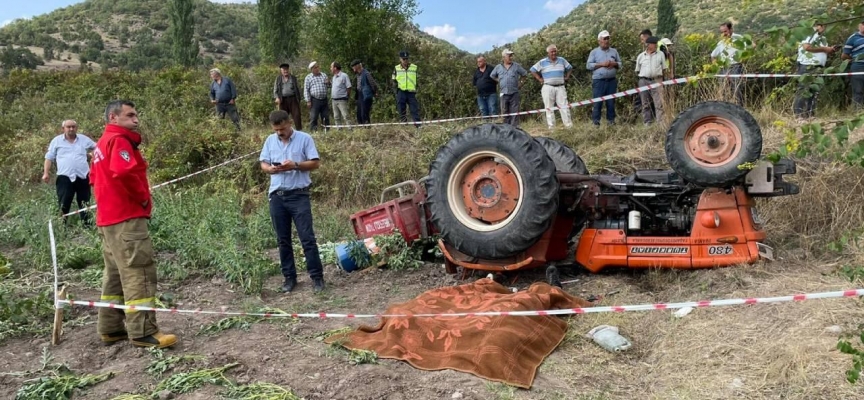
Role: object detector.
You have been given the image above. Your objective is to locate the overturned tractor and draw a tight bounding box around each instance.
[347,101,799,276]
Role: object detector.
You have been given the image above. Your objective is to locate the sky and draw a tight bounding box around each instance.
[0,0,587,53]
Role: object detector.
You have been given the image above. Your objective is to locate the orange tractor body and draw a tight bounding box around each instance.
[347,102,799,278]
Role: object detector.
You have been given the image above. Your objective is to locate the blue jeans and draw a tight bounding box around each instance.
[852,62,864,109]
[591,78,617,124]
[269,190,323,281]
[477,93,499,117]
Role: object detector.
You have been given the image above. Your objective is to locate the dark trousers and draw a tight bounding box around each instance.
[278,96,303,130]
[851,62,864,109]
[215,103,241,130]
[591,78,617,124]
[269,191,323,281]
[308,97,330,131]
[719,63,744,106]
[357,97,373,125]
[501,92,521,127]
[396,90,420,126]
[477,93,499,117]
[57,175,91,226]
[793,63,823,119]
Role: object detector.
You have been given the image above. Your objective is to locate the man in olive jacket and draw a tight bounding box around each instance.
[274,63,303,130]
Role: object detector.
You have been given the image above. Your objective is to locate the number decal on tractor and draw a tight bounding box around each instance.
[707,245,734,256]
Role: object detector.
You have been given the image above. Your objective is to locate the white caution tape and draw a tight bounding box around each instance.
[55,289,864,318]
[325,71,864,129]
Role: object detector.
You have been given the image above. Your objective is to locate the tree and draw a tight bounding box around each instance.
[656,0,679,39]
[257,0,303,64]
[0,46,44,71]
[169,0,199,67]
[308,0,418,81]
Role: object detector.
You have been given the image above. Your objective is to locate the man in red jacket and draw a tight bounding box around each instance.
[90,100,177,349]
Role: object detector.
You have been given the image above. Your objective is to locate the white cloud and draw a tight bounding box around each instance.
[1,20,12,27]
[422,24,537,53]
[543,0,577,16]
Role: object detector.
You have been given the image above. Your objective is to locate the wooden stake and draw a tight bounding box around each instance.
[51,286,66,346]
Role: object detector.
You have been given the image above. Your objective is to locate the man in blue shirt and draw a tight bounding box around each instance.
[209,68,241,130]
[259,110,324,293]
[530,44,574,129]
[586,30,621,126]
[42,119,96,226]
[842,20,864,109]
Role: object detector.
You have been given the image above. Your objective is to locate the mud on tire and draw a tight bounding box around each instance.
[426,124,559,259]
[665,101,762,187]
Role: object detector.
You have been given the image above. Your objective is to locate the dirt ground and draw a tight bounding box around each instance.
[2,251,864,399]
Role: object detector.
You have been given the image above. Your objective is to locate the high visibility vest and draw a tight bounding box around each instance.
[392,64,418,92]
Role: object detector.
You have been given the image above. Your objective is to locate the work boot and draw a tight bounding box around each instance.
[131,332,177,349]
[312,278,325,293]
[100,330,128,345]
[281,278,297,293]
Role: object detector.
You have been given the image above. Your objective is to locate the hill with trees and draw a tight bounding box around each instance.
[0,0,466,72]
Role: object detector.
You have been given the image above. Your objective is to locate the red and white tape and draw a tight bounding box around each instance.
[324,71,864,129]
[54,288,864,319]
[59,150,258,218]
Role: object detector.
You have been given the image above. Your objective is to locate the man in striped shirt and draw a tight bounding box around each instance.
[842,21,864,109]
[530,44,573,129]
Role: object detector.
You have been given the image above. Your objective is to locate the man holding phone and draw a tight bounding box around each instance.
[259,110,325,293]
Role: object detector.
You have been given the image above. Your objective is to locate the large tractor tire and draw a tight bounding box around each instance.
[665,101,762,187]
[533,136,589,174]
[426,124,559,259]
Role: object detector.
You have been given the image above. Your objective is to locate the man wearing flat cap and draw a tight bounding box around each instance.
[635,36,667,125]
[304,61,331,131]
[392,51,421,127]
[491,49,529,127]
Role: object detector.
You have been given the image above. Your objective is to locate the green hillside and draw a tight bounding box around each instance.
[499,0,825,54]
[0,0,466,71]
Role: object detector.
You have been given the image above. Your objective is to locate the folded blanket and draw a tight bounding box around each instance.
[325,278,593,388]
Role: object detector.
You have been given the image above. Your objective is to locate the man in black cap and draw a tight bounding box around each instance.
[350,59,379,125]
[392,51,421,127]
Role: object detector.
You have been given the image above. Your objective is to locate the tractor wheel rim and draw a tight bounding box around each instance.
[447,150,523,232]
[684,116,743,167]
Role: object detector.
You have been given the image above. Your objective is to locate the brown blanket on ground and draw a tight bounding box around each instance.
[325,278,593,388]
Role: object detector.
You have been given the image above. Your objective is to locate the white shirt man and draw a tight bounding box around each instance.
[43,119,96,225]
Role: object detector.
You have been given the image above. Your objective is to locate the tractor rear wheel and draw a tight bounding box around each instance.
[533,136,589,174]
[665,101,762,186]
[426,124,559,259]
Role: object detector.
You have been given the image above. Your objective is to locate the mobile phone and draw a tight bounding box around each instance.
[272,161,282,166]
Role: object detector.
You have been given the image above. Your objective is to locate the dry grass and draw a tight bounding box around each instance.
[477,91,864,399]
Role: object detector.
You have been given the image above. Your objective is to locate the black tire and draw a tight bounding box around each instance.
[533,136,589,174]
[665,101,762,186]
[426,123,559,259]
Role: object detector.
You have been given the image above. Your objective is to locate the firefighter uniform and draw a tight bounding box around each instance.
[392,51,421,126]
[90,120,176,348]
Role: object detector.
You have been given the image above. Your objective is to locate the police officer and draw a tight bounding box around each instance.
[392,51,421,127]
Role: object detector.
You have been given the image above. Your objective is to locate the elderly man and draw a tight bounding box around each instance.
[635,36,667,125]
[43,119,96,226]
[842,20,864,110]
[392,51,421,127]
[711,22,747,105]
[329,62,352,127]
[491,49,528,127]
[351,59,379,125]
[794,22,834,121]
[304,61,331,132]
[473,55,499,119]
[209,68,241,130]
[531,44,573,129]
[274,63,303,130]
[586,30,621,126]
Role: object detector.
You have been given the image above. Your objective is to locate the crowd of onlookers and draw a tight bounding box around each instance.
[203,20,863,131]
